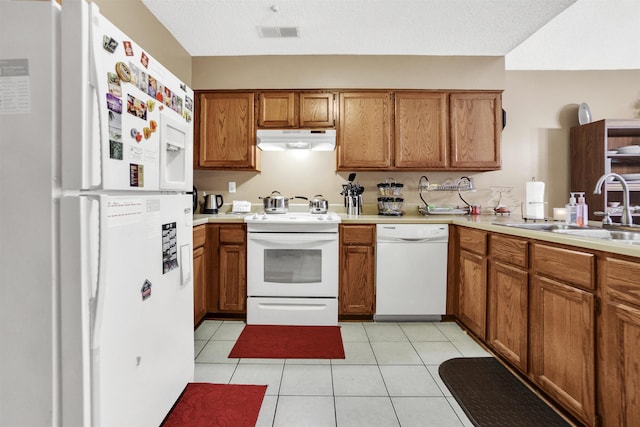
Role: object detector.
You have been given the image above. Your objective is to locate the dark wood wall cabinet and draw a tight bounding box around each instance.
[570,119,640,223]
[194,89,502,171]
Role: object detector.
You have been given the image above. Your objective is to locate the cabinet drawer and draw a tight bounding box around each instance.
[219,225,246,244]
[340,224,375,246]
[459,227,487,255]
[605,256,640,308]
[489,234,528,268]
[533,243,595,290]
[193,225,206,249]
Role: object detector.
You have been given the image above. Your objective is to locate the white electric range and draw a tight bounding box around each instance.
[244,212,341,325]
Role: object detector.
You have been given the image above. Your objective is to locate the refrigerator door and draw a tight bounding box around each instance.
[1,3,61,426]
[61,0,194,192]
[61,194,194,427]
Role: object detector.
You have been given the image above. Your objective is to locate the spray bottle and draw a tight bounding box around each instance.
[565,192,578,225]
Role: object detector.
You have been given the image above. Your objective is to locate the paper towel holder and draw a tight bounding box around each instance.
[522,177,548,222]
[521,201,549,222]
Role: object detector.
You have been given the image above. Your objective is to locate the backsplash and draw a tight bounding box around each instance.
[194,151,523,216]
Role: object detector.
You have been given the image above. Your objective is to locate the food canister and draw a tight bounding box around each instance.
[377,178,404,196]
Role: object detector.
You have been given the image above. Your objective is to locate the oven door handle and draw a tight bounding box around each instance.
[248,233,337,244]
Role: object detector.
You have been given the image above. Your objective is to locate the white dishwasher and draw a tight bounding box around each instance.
[375,224,449,321]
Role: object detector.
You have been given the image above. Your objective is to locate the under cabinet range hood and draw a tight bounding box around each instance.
[256,129,336,151]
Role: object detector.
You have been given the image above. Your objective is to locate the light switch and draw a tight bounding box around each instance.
[229,181,236,193]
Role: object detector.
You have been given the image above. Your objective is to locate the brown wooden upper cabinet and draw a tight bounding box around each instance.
[258,91,336,128]
[337,92,393,170]
[449,92,502,170]
[337,90,502,171]
[195,91,259,170]
[394,92,448,169]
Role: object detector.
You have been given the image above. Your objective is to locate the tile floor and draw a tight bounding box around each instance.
[194,320,491,427]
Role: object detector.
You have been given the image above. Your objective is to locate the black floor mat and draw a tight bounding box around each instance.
[439,357,571,427]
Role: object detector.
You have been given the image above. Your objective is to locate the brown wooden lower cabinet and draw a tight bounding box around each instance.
[487,233,529,373]
[600,256,640,426]
[217,225,247,313]
[457,249,487,339]
[193,225,207,325]
[193,246,206,324]
[204,223,247,316]
[529,242,596,426]
[339,224,375,316]
[529,275,595,426]
[454,226,606,426]
[487,260,528,373]
[456,227,488,339]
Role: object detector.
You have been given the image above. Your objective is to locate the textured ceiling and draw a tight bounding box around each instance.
[141,0,640,70]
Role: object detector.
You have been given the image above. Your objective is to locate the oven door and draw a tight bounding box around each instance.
[247,232,338,297]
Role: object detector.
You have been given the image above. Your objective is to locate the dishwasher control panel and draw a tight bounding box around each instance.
[376,224,448,242]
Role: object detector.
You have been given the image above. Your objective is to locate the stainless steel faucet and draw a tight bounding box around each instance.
[594,173,633,225]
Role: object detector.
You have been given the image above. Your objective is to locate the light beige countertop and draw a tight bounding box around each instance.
[193,205,640,258]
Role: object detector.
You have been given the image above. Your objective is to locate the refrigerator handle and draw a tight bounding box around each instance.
[86,3,104,189]
[90,195,108,350]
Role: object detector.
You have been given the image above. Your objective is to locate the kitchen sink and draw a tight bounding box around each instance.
[494,222,640,244]
[494,223,598,232]
[609,230,640,244]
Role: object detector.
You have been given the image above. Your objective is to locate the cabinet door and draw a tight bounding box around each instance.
[600,256,640,426]
[394,92,448,168]
[193,246,206,325]
[449,92,501,170]
[530,275,595,426]
[299,92,335,128]
[197,92,257,169]
[218,244,246,312]
[487,261,528,373]
[217,225,246,313]
[339,245,375,315]
[258,92,296,128]
[337,92,392,170]
[458,249,487,339]
[601,301,640,427]
[339,224,375,316]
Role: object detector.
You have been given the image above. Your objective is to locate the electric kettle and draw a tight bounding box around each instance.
[202,192,224,214]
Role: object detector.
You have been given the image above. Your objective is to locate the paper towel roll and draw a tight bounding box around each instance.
[525,181,545,219]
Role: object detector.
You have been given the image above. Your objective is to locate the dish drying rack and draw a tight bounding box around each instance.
[418,176,474,215]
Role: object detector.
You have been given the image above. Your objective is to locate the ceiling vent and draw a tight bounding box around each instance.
[258,26,300,38]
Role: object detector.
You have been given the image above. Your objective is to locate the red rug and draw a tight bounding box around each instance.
[161,383,267,427]
[229,325,345,359]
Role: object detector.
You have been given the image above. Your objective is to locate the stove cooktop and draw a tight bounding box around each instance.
[244,212,341,224]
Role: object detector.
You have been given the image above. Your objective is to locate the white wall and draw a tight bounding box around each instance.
[502,70,640,212]
[93,0,192,84]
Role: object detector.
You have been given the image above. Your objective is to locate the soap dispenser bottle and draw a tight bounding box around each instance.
[565,192,578,225]
[576,192,588,227]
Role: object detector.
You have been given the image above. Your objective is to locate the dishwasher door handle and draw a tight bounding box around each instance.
[378,237,448,243]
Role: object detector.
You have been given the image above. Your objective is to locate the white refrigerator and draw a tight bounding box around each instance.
[1,1,195,426]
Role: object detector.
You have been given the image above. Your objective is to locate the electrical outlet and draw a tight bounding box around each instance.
[229,181,236,193]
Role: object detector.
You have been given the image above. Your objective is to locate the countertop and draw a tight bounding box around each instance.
[193,207,640,258]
